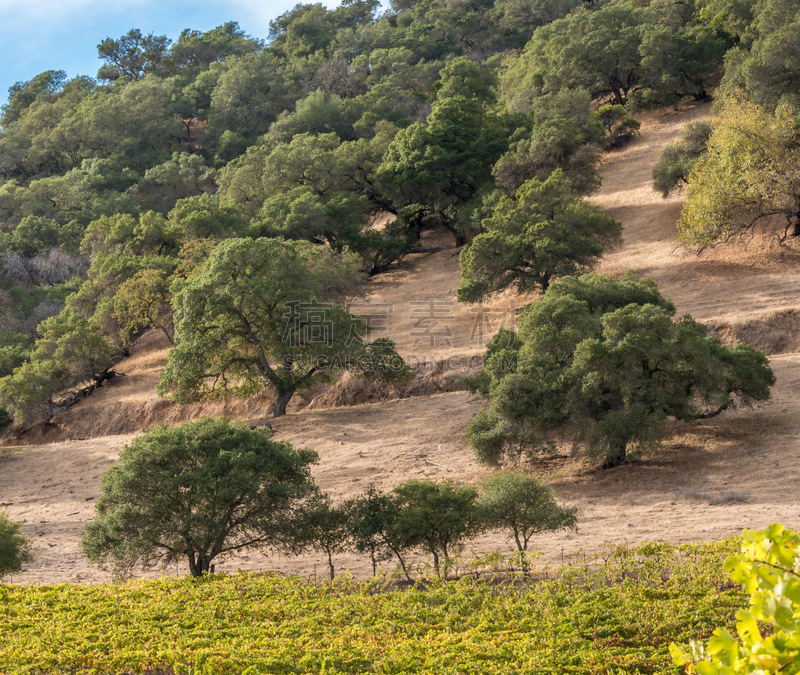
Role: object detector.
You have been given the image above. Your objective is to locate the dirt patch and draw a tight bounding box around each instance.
[707,310,800,355]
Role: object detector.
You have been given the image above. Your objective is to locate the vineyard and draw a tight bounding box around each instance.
[0,540,744,675]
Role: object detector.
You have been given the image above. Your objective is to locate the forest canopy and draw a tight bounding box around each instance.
[0,0,776,426]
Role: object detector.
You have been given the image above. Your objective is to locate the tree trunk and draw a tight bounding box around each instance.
[328,550,335,581]
[602,442,627,469]
[273,388,295,417]
[432,550,440,576]
[390,546,413,582]
[161,326,175,347]
[187,552,211,578]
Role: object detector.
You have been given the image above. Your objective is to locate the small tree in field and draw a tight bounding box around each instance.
[0,508,32,579]
[81,417,318,578]
[391,479,483,576]
[286,493,351,581]
[346,486,409,579]
[479,472,578,563]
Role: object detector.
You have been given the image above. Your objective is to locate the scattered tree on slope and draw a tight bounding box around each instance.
[465,273,775,469]
[157,238,412,417]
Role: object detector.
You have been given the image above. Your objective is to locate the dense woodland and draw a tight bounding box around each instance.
[0,0,794,432]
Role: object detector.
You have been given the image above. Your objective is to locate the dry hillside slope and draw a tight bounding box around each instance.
[3,100,800,585]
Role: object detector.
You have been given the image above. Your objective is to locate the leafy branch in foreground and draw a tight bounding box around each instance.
[672,523,800,674]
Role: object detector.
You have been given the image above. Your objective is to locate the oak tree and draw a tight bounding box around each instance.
[81,418,318,578]
[466,273,775,468]
[157,238,412,416]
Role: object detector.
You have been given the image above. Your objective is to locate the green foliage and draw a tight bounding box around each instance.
[457,170,622,303]
[130,152,216,214]
[391,479,483,575]
[0,332,31,379]
[501,0,727,110]
[2,70,73,126]
[672,523,800,674]
[479,471,578,552]
[494,89,603,196]
[206,52,295,139]
[713,0,800,110]
[466,273,775,468]
[500,2,649,108]
[679,95,800,248]
[0,407,13,433]
[377,93,508,244]
[286,493,352,580]
[81,417,319,578]
[345,486,401,576]
[96,29,172,82]
[0,539,746,673]
[0,508,32,578]
[604,117,641,149]
[112,268,175,346]
[157,238,412,416]
[653,120,712,198]
[0,309,121,424]
[167,22,263,77]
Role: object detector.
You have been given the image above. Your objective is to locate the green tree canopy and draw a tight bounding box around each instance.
[345,486,401,577]
[493,89,604,197]
[713,0,800,110]
[96,29,171,82]
[466,273,775,468]
[678,95,800,248]
[285,493,352,580]
[652,120,712,198]
[0,309,121,424]
[167,22,263,76]
[0,508,32,579]
[500,3,648,108]
[457,170,622,303]
[376,94,508,245]
[391,479,482,575]
[81,417,319,578]
[157,238,412,416]
[479,471,578,554]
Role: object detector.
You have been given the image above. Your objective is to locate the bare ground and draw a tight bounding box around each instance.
[3,99,800,585]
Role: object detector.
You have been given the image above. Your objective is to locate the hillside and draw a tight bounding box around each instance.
[3,100,800,585]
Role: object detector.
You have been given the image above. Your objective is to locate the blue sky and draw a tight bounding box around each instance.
[0,0,338,107]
